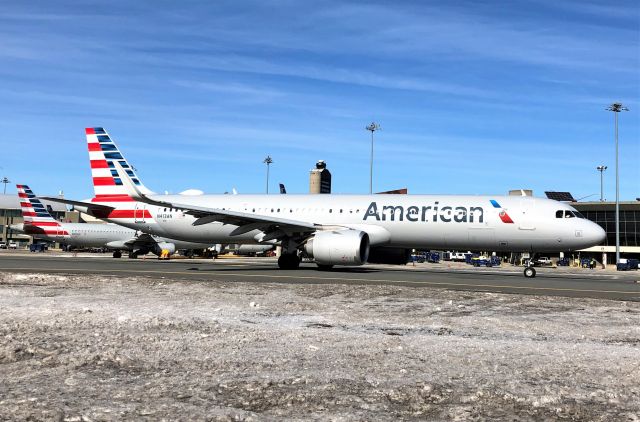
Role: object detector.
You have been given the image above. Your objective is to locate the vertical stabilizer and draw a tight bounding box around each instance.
[16,184,68,235]
[85,127,154,201]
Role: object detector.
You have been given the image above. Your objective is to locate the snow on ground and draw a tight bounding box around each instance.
[0,272,638,421]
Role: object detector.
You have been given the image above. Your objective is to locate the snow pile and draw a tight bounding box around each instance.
[0,272,638,420]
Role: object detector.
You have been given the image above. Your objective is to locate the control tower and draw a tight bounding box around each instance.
[309,160,331,194]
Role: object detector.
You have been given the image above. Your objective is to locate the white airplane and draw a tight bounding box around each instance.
[17,184,211,258]
[45,128,605,277]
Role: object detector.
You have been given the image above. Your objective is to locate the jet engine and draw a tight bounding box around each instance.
[304,230,370,266]
[367,247,411,265]
[154,242,176,256]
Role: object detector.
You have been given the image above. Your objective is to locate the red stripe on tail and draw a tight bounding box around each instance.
[93,177,116,186]
[90,160,109,169]
[92,194,134,202]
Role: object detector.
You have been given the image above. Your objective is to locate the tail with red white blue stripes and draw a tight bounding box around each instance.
[16,184,69,236]
[85,127,154,201]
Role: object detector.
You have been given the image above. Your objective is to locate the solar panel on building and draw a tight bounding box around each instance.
[544,191,576,202]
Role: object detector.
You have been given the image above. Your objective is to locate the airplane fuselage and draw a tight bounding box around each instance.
[79,194,605,253]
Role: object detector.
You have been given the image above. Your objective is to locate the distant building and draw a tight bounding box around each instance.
[309,160,331,194]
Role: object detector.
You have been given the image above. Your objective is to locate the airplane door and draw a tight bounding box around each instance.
[134,203,146,223]
[518,199,536,231]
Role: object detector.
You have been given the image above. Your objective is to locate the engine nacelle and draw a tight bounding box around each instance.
[304,230,370,266]
[154,242,176,256]
[236,244,274,255]
[367,247,411,265]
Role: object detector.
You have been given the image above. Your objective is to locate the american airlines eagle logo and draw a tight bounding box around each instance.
[490,200,514,224]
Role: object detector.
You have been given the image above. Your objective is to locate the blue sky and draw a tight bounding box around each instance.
[1,0,638,200]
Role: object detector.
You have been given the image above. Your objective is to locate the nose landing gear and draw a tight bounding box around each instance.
[524,253,537,278]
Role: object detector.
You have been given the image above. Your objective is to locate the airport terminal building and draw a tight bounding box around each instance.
[571,200,640,261]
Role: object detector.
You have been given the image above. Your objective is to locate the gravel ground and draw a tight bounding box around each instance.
[0,272,639,421]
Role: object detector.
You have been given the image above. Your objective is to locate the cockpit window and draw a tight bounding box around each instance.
[556,210,582,218]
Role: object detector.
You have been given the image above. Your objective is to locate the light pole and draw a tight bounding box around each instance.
[263,155,273,194]
[1,177,9,195]
[365,122,380,194]
[606,102,628,265]
[0,177,8,243]
[596,165,607,202]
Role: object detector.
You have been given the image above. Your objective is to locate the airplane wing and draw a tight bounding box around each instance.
[112,162,319,241]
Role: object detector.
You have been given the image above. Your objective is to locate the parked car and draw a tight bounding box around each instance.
[536,257,552,266]
[8,242,17,249]
[30,244,47,252]
[0,242,6,249]
[617,258,639,271]
[411,253,426,263]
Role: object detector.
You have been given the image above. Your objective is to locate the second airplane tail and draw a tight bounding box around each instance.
[16,184,69,236]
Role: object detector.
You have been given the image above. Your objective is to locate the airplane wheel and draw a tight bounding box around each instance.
[278,253,300,270]
[129,252,138,259]
[316,264,334,271]
[524,267,536,278]
[113,251,122,258]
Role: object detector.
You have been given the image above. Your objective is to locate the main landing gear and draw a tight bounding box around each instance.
[113,251,122,259]
[278,253,300,270]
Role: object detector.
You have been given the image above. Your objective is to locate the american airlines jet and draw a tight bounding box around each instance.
[46,128,605,277]
[18,184,211,258]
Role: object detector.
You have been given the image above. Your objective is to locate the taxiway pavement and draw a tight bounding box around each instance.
[1,252,638,301]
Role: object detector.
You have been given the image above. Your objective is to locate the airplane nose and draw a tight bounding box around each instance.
[588,221,606,245]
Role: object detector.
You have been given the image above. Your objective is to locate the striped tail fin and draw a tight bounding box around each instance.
[85,127,154,202]
[16,184,69,236]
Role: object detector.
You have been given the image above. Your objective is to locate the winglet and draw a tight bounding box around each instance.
[113,161,146,201]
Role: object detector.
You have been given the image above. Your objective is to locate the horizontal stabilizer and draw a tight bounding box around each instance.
[39,196,115,216]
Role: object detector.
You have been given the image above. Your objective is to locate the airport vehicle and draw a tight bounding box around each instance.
[46,128,605,277]
[616,258,639,271]
[444,251,467,262]
[30,243,47,252]
[16,184,211,258]
[536,257,552,266]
